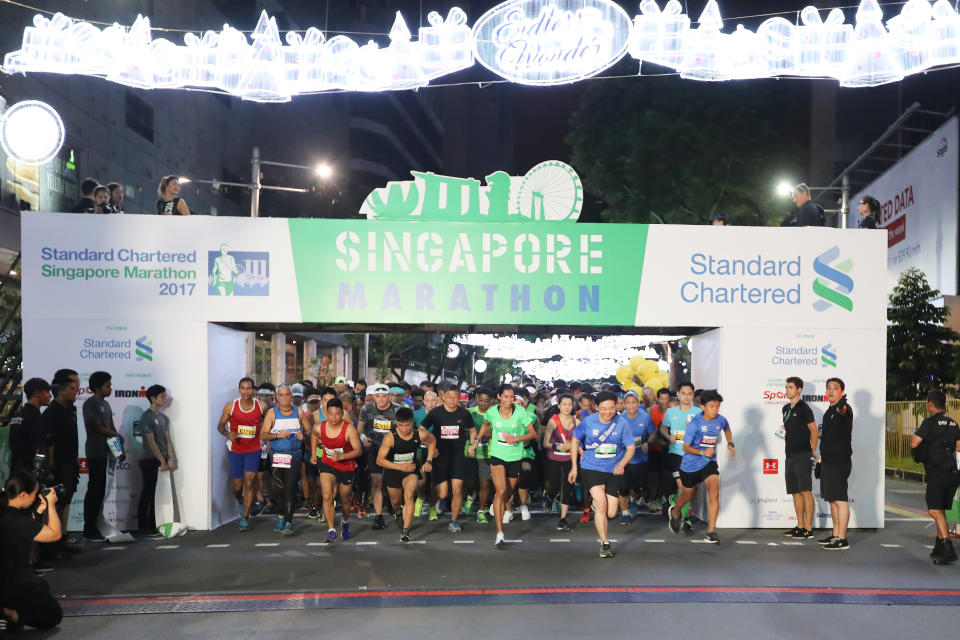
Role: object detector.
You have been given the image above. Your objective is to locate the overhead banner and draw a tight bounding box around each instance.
[22,214,886,330]
[853,116,959,296]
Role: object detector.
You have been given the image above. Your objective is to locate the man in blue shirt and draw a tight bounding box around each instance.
[660,382,702,530]
[669,389,734,544]
[569,391,636,558]
[618,391,654,526]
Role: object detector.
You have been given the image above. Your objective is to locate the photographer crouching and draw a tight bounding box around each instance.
[0,470,64,632]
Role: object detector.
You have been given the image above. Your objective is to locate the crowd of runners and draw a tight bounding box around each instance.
[216,374,858,558]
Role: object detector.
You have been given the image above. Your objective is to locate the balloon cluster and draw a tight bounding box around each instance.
[615,356,670,394]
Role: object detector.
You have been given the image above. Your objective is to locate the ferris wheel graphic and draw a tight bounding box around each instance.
[512,161,583,222]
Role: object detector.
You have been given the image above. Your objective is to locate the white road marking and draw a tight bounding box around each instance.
[690,540,709,544]
[884,517,926,522]
[102,546,126,551]
[597,539,619,543]
[881,544,903,548]
[736,541,758,545]
[781,542,804,546]
[307,542,328,546]
[453,540,475,544]
[406,540,427,544]
[206,544,230,548]
[924,545,935,549]
[644,539,666,543]
[255,543,279,547]
[155,545,179,549]
[354,541,378,546]
[549,538,570,543]
[504,539,523,543]
[767,543,778,546]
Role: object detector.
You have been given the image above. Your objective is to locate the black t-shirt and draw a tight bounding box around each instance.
[0,507,43,602]
[420,406,474,452]
[70,197,95,213]
[41,399,79,469]
[782,400,816,455]
[859,215,878,229]
[914,414,960,476]
[820,401,853,463]
[8,404,43,471]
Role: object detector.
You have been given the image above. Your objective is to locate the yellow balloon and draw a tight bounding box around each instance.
[629,355,646,371]
[623,381,641,392]
[615,365,633,384]
[636,360,659,383]
[654,372,670,391]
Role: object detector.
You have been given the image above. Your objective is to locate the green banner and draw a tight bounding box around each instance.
[289,220,648,326]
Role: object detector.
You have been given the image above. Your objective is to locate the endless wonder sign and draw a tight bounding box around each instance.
[4,0,959,100]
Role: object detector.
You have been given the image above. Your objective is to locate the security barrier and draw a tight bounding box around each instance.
[886,400,960,479]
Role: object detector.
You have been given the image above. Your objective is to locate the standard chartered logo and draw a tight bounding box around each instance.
[812,246,853,312]
[135,336,153,362]
[821,344,837,368]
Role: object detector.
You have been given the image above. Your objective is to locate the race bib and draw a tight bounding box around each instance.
[701,435,718,447]
[272,453,293,468]
[323,447,344,458]
[373,419,392,433]
[237,425,257,439]
[595,443,618,459]
[394,452,415,464]
[497,431,518,446]
[440,425,460,440]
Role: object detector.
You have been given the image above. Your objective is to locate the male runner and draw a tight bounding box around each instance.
[569,391,636,558]
[356,383,401,530]
[650,388,670,427]
[312,398,362,541]
[781,377,817,539]
[421,383,474,533]
[618,390,654,525]
[377,407,436,542]
[669,390,734,543]
[466,387,495,524]
[661,382,702,531]
[215,377,266,531]
[259,384,310,535]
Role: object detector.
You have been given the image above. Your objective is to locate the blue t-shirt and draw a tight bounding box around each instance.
[413,407,427,428]
[680,414,730,473]
[662,405,703,456]
[573,413,636,472]
[620,409,655,464]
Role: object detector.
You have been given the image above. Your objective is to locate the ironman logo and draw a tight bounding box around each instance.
[812,246,853,312]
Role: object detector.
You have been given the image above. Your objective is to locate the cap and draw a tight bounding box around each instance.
[258,386,273,395]
[389,386,404,394]
[346,380,354,388]
[335,376,347,384]
[290,383,304,397]
[525,386,536,395]
[370,383,390,395]
[458,392,470,402]
[307,394,321,402]
[624,390,640,401]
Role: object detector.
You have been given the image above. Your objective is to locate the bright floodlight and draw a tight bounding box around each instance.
[776,181,794,197]
[474,359,488,373]
[447,343,460,359]
[315,163,333,179]
[0,100,64,165]
[178,177,191,184]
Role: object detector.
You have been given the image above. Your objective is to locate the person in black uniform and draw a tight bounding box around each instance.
[911,389,960,565]
[818,378,853,550]
[377,407,435,543]
[857,195,881,229]
[781,184,826,227]
[8,379,51,472]
[781,377,818,539]
[420,383,475,534]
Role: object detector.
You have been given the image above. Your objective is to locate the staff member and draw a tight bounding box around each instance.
[911,389,960,565]
[781,377,817,540]
[818,378,853,550]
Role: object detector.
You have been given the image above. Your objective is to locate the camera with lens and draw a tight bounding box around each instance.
[32,483,65,513]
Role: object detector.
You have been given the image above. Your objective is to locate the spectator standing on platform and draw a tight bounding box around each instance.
[106,182,125,213]
[90,186,109,214]
[69,178,98,213]
[858,195,880,229]
[781,184,826,227]
[156,176,191,215]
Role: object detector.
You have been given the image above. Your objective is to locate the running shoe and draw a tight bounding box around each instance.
[299,501,311,514]
[237,501,245,517]
[463,496,475,515]
[318,510,326,524]
[668,507,681,534]
[372,514,386,530]
[308,506,321,520]
[818,535,837,546]
[357,505,368,518]
[325,529,337,543]
[394,512,403,531]
[704,531,720,544]
[556,517,571,532]
[552,498,562,514]
[414,497,424,517]
[579,509,591,524]
[282,522,295,536]
[400,528,411,543]
[449,520,463,533]
[619,512,632,526]
[783,527,800,538]
[32,561,55,574]
[435,500,445,517]
[502,509,514,524]
[520,505,531,521]
[263,501,277,515]
[489,504,495,517]
[251,500,267,517]
[477,510,489,524]
[341,522,352,540]
[274,516,284,533]
[668,494,677,508]
[647,500,662,515]
[84,531,106,543]
[495,531,505,547]
[429,506,439,521]
[239,517,252,532]
[599,541,613,558]
[823,538,849,551]
[796,528,814,539]
[681,519,694,534]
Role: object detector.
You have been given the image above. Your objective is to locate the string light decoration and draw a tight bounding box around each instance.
[5,0,960,100]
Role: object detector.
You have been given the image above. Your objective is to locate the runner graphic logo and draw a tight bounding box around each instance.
[208,243,269,296]
[812,246,853,312]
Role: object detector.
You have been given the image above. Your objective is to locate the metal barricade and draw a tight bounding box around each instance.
[885,400,960,479]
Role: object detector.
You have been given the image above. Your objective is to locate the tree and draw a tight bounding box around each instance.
[887,268,960,400]
[566,75,805,225]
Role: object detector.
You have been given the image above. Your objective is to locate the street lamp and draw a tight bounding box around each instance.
[251,146,334,218]
[315,163,333,180]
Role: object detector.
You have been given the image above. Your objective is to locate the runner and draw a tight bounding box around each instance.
[569,391,636,558]
[420,383,474,533]
[377,406,436,542]
[259,384,310,535]
[618,391,655,526]
[466,387,495,524]
[471,384,537,547]
[661,382,702,531]
[650,388,671,427]
[542,393,579,531]
[416,390,439,518]
[311,397,362,542]
[306,387,337,520]
[356,384,400,530]
[215,377,266,532]
[669,389,735,543]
